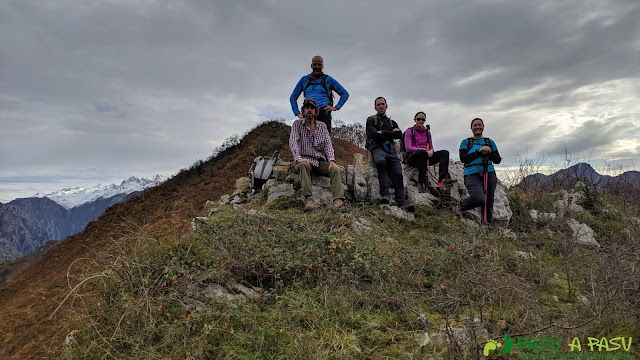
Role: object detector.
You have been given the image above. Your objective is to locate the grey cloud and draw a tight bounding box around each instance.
[1,0,638,201]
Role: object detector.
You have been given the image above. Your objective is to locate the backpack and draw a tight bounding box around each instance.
[400,128,415,164]
[466,137,491,152]
[303,74,334,106]
[365,114,398,151]
[249,150,280,191]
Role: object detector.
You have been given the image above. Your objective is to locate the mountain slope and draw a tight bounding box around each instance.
[0,121,364,359]
[0,189,149,260]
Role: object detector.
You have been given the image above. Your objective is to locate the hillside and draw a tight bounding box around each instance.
[0,121,364,359]
[1,120,638,359]
[0,189,148,261]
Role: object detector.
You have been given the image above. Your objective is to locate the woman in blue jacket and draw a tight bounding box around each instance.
[459,118,502,224]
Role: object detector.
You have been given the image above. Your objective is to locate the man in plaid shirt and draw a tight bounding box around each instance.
[289,98,345,212]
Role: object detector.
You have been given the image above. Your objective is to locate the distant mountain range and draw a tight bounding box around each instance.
[518,162,640,190]
[0,177,155,260]
[34,176,155,209]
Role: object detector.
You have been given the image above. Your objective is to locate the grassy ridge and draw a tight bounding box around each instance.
[61,188,639,359]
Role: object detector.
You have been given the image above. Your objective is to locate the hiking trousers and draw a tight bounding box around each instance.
[318,109,333,134]
[296,160,344,200]
[371,148,405,205]
[406,149,451,186]
[460,171,497,223]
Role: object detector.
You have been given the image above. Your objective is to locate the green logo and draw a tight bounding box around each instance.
[483,334,516,356]
[483,333,632,358]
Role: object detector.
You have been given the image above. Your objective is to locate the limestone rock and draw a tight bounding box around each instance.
[565,218,600,247]
[553,189,584,212]
[271,160,291,181]
[529,209,557,223]
[515,251,534,259]
[218,194,230,205]
[266,183,295,203]
[382,205,415,221]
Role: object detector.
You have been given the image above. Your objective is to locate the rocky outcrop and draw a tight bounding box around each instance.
[224,153,512,226]
[552,189,584,212]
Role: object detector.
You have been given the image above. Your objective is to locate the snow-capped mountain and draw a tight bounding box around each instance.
[36,176,156,210]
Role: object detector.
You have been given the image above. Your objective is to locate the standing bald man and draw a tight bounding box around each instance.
[290,55,349,134]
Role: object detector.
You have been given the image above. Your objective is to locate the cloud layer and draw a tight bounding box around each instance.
[1,0,638,202]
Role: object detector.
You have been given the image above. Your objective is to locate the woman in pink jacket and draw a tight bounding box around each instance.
[404,112,457,192]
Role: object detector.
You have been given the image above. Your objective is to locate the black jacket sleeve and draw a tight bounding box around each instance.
[459,148,502,164]
[459,148,481,164]
[382,120,402,139]
[366,116,387,142]
[489,150,501,164]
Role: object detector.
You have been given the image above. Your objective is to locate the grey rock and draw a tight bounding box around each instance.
[382,205,415,221]
[529,209,557,223]
[266,184,295,203]
[431,318,489,346]
[515,251,535,259]
[565,218,600,247]
[218,194,230,205]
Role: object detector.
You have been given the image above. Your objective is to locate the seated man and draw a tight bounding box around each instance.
[289,98,345,212]
[404,111,456,193]
[365,97,413,211]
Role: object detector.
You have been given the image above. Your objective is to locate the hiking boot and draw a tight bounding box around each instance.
[437,178,457,186]
[303,196,316,212]
[398,201,415,213]
[333,199,344,211]
[418,183,429,193]
[380,195,391,204]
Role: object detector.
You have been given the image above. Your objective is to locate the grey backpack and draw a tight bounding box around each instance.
[249,150,280,190]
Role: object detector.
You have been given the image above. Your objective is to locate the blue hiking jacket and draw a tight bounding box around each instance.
[290,73,349,115]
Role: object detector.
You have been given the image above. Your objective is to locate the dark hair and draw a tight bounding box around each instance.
[471,117,484,127]
[374,97,387,106]
[414,111,426,119]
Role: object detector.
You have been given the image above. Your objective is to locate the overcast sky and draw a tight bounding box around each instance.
[1,0,639,203]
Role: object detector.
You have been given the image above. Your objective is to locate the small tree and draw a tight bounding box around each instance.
[332,120,366,148]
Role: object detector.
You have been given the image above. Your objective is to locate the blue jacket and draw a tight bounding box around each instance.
[290,73,349,115]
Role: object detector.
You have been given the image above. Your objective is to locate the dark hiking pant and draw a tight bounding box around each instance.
[460,171,498,223]
[406,149,451,186]
[371,148,405,205]
[318,109,333,134]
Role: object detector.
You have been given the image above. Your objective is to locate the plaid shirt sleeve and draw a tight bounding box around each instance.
[289,120,303,163]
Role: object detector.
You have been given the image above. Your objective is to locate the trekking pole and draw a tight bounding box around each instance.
[482,155,489,223]
[426,125,431,184]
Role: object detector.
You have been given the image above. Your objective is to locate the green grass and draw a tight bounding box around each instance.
[61,190,640,359]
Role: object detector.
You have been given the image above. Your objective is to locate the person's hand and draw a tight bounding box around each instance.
[297,158,310,164]
[428,149,434,157]
[479,146,492,154]
[328,161,338,169]
[296,113,304,119]
[377,130,382,134]
[323,105,338,111]
[392,128,400,132]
